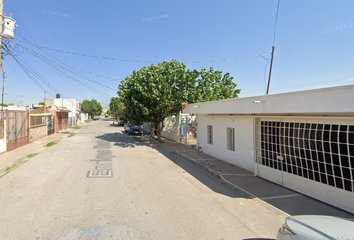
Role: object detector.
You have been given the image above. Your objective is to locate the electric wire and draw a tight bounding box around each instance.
[4,0,37,44]
[36,0,69,64]
[15,38,271,64]
[18,0,86,94]
[273,0,280,45]
[6,58,41,96]
[14,39,121,81]
[4,43,61,94]
[16,42,118,91]
[6,93,43,99]
[5,40,113,99]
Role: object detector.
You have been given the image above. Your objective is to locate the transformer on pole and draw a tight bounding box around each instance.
[2,13,18,39]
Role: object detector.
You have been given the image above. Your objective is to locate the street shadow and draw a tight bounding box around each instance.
[95,131,244,199]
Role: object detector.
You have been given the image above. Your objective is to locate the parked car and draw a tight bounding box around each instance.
[124,122,143,135]
[276,215,354,240]
[93,115,100,120]
[117,117,127,126]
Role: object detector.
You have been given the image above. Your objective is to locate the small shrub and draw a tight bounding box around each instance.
[150,127,155,139]
[45,141,57,147]
[27,153,39,158]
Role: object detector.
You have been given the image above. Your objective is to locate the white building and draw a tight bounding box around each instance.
[183,84,354,214]
[45,97,81,126]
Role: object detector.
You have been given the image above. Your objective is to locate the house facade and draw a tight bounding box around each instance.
[183,84,354,214]
[45,98,80,126]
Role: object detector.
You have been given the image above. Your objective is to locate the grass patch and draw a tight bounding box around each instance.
[45,141,57,147]
[85,119,93,123]
[60,131,71,134]
[27,153,39,158]
[0,160,27,179]
[69,125,81,129]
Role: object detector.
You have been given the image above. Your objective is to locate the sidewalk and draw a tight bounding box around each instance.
[156,139,354,218]
[0,131,73,176]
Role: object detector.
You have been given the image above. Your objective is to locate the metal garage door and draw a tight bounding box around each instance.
[255,118,354,213]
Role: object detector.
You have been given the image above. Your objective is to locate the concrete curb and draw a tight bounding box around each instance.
[173,150,222,179]
[0,132,72,176]
[173,151,260,199]
[173,150,291,217]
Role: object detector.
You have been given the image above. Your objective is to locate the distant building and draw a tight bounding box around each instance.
[45,97,81,126]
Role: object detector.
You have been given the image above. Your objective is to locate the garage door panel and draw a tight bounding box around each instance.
[283,172,354,213]
[255,118,354,214]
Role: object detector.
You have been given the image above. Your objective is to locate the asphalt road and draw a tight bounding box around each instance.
[0,119,286,240]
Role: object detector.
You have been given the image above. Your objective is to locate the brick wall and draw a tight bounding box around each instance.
[29,124,47,142]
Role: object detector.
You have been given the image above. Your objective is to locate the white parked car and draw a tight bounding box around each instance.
[277,215,354,240]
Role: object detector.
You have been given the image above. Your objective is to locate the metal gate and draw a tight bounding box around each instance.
[255,118,354,213]
[47,115,54,135]
[58,113,62,130]
[178,114,197,149]
[7,110,29,151]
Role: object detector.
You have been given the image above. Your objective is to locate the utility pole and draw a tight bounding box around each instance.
[0,0,4,74]
[1,72,5,122]
[266,45,275,95]
[44,90,46,113]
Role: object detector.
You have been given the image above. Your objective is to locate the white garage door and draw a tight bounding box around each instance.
[255,118,354,213]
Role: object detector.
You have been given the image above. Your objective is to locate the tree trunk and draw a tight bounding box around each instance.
[156,121,165,142]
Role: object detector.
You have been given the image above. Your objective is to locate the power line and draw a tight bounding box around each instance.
[6,93,43,99]
[36,0,69,64]
[4,0,37,44]
[20,0,52,51]
[16,38,271,64]
[6,59,40,96]
[18,0,86,94]
[4,44,60,94]
[273,0,280,45]
[13,39,121,81]
[6,40,114,99]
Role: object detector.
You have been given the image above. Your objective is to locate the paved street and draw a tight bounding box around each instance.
[0,118,287,240]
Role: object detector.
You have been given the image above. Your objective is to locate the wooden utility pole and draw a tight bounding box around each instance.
[266,45,275,95]
[0,0,4,135]
[44,90,46,113]
[0,0,3,73]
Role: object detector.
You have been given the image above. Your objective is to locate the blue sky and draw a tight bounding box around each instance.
[3,0,354,108]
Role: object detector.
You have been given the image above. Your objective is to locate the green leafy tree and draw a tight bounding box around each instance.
[118,60,199,140]
[109,97,125,118]
[38,102,45,105]
[118,60,241,141]
[81,99,102,118]
[190,67,240,103]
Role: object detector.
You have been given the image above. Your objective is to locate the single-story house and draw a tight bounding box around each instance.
[183,84,354,214]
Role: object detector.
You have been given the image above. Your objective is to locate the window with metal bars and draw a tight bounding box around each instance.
[257,120,354,193]
[207,125,213,145]
[227,127,235,151]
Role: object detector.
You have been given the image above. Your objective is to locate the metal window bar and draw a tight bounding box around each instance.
[207,125,213,145]
[227,127,235,151]
[256,118,354,193]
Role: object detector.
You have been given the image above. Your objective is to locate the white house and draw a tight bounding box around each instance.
[183,84,354,214]
[46,97,81,126]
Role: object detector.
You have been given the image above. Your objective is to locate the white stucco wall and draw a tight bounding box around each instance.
[184,84,354,116]
[197,115,255,173]
[0,119,6,153]
[46,98,80,119]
